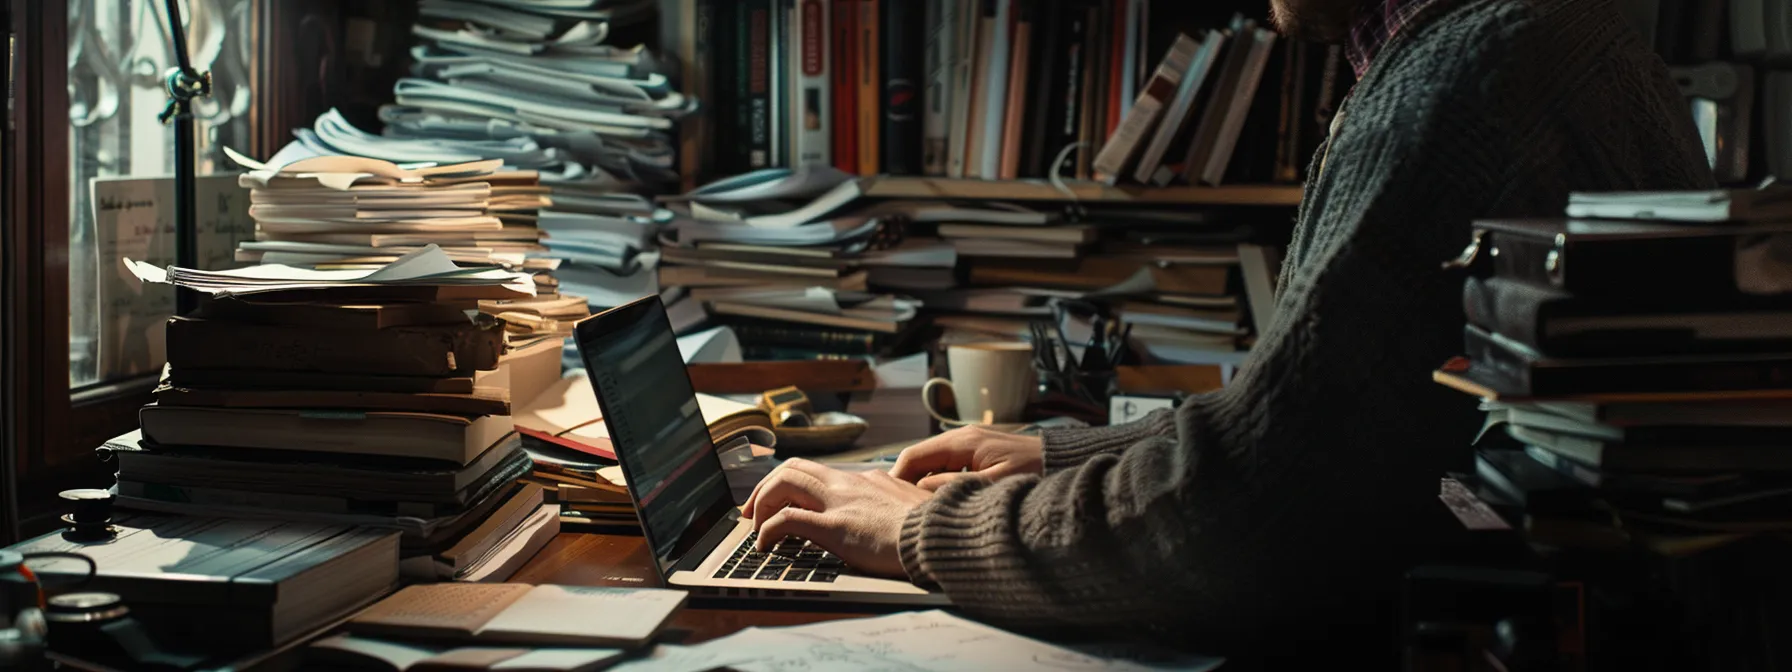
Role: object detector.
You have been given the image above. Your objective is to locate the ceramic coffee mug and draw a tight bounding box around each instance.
[921,342,1034,425]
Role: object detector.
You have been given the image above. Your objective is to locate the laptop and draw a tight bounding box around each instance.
[574,296,948,606]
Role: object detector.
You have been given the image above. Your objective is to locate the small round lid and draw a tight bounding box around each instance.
[44,591,129,623]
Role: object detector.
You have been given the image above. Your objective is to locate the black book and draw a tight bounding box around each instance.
[1019,0,1065,177]
[1475,447,1599,515]
[739,0,776,169]
[1465,323,1792,397]
[1464,274,1792,357]
[1049,3,1092,177]
[880,0,924,174]
[1468,218,1792,299]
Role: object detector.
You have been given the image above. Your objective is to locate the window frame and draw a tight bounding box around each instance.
[2,0,345,534]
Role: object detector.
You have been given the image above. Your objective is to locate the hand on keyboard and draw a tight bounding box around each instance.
[741,458,931,579]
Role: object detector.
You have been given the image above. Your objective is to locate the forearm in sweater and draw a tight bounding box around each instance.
[1037,408,1176,473]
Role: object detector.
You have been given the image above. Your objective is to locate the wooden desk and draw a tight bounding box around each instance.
[510,531,879,644]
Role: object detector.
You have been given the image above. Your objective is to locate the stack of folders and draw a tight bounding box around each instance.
[1438,188,1792,556]
[116,247,562,583]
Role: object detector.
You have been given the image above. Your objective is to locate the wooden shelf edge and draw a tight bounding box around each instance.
[861,176,1304,206]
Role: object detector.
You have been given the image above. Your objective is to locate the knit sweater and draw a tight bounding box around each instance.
[898,0,1713,654]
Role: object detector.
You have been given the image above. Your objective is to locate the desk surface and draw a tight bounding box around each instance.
[510,531,877,644]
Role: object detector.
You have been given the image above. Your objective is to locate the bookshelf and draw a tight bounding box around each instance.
[860,177,1304,206]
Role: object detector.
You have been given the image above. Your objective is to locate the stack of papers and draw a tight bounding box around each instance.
[126,245,536,300]
[232,151,551,270]
[386,0,692,185]
[611,610,1224,672]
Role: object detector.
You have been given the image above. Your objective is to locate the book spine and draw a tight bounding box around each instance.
[1047,7,1086,178]
[792,0,832,166]
[998,1,1032,180]
[769,0,789,166]
[731,324,882,353]
[165,319,505,377]
[715,0,744,175]
[1200,29,1277,186]
[1073,2,1102,179]
[742,346,874,361]
[1104,0,1128,140]
[1019,0,1062,177]
[1091,35,1193,184]
[857,0,882,175]
[921,0,955,176]
[976,0,1014,178]
[679,0,714,189]
[881,0,923,175]
[1119,0,1141,120]
[832,0,859,173]
[1462,275,1551,354]
[1272,39,1306,184]
[962,0,996,177]
[946,0,982,178]
[744,0,774,169]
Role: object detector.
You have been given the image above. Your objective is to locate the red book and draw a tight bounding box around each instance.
[1104,0,1129,140]
[832,0,859,173]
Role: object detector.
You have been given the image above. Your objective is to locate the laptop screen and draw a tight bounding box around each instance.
[575,297,735,578]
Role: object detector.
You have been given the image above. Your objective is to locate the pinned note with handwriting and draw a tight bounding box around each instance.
[92,174,253,381]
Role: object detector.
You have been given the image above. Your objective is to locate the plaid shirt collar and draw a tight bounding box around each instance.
[1346,0,1446,78]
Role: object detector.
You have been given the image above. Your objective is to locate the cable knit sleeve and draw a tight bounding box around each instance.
[896,0,1713,649]
[1037,409,1176,473]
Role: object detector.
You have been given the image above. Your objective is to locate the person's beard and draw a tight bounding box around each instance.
[1269,0,1370,43]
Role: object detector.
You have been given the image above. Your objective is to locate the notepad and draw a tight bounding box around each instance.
[347,584,687,648]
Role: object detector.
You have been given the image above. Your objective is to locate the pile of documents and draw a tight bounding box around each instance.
[229,149,593,347]
[390,0,691,186]
[1439,189,1792,556]
[111,247,563,583]
[656,168,927,361]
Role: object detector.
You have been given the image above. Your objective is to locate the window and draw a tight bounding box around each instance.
[66,0,255,388]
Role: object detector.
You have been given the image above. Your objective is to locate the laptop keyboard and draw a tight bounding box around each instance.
[713,531,847,583]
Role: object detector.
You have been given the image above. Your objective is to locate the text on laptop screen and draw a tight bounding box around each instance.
[577,299,732,575]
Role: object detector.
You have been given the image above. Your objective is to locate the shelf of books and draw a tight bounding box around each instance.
[860,177,1304,206]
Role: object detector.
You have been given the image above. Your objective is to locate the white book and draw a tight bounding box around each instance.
[1119,0,1146,119]
[945,0,982,178]
[1091,33,1201,185]
[1135,31,1222,185]
[976,0,1014,178]
[922,0,957,176]
[789,0,832,166]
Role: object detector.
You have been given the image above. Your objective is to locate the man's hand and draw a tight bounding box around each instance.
[889,425,1045,490]
[741,459,931,578]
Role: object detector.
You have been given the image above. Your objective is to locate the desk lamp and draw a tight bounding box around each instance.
[157,0,213,316]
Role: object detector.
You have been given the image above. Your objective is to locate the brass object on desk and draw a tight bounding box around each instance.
[758,386,869,455]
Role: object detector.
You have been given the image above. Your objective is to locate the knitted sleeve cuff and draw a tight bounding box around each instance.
[1040,409,1175,473]
[898,505,935,589]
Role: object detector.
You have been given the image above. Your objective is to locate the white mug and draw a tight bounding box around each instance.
[921,342,1034,425]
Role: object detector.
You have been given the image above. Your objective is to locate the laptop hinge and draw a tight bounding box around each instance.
[671,509,741,575]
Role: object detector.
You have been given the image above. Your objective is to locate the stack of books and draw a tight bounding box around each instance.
[1438,189,1792,555]
[656,170,924,357]
[114,247,561,583]
[679,1,1347,184]
[917,206,1261,369]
